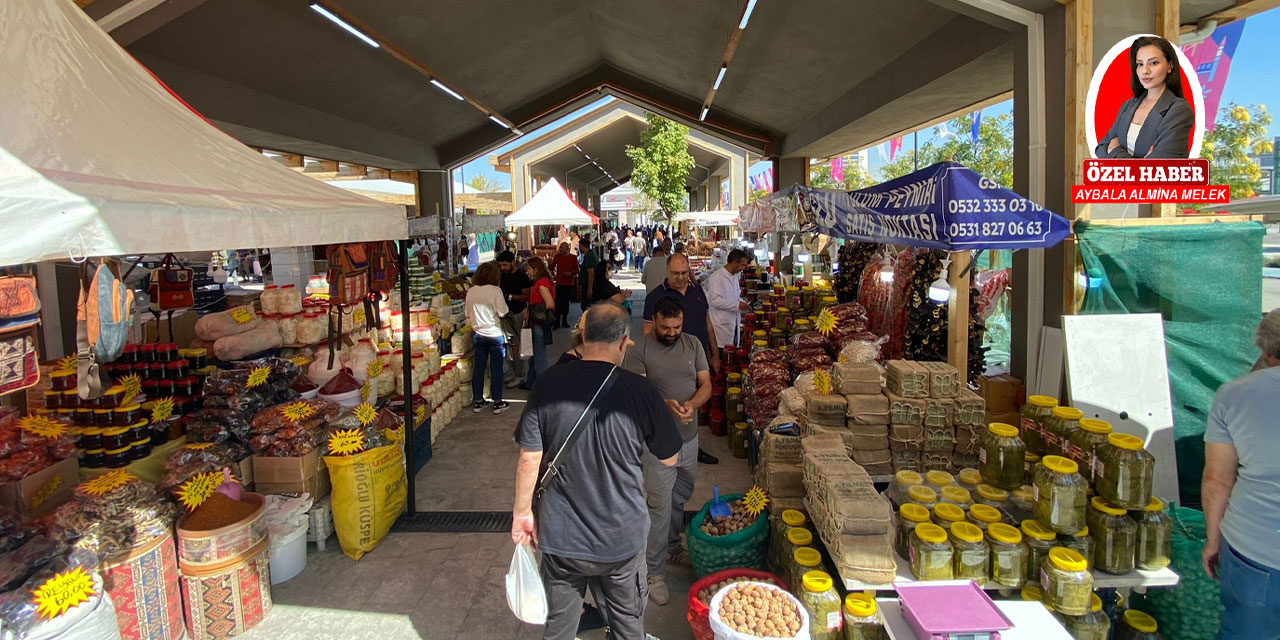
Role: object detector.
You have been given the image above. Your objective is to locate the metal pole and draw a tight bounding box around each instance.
[399,240,418,515]
[913,131,918,172]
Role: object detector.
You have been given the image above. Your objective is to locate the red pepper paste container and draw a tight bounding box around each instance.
[177,493,271,640]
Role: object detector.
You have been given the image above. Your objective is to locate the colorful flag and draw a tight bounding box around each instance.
[749,174,759,191]
[762,168,773,192]
[876,143,889,165]
[831,157,844,184]
[970,110,983,147]
[889,137,903,161]
[1181,20,1247,132]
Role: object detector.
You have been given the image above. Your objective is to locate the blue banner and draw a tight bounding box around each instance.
[797,162,1070,251]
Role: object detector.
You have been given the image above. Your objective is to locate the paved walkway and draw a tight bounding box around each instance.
[248,269,754,640]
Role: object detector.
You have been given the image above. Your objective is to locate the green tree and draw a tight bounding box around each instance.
[878,112,1015,187]
[467,173,501,193]
[1202,103,1273,200]
[625,113,695,221]
[809,157,877,190]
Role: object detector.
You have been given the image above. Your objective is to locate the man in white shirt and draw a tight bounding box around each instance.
[642,244,670,294]
[705,249,751,350]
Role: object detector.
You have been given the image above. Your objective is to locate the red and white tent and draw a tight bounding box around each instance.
[504,178,599,227]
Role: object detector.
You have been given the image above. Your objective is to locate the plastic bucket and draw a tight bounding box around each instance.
[319,388,362,408]
[268,521,309,584]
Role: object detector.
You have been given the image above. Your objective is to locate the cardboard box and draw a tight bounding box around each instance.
[978,374,1024,413]
[141,309,200,348]
[237,457,254,491]
[252,449,330,500]
[0,457,78,518]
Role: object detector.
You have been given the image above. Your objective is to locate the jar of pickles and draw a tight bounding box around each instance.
[957,468,983,492]
[1133,498,1172,571]
[909,523,953,581]
[794,318,812,336]
[925,470,955,493]
[890,470,923,505]
[1023,452,1041,485]
[819,295,838,313]
[950,522,989,582]
[967,504,1003,532]
[906,485,938,510]
[1059,593,1111,640]
[896,504,931,558]
[772,510,809,569]
[987,522,1029,588]
[1021,519,1058,575]
[940,486,973,510]
[1095,433,1154,510]
[842,593,885,640]
[726,387,745,422]
[1033,455,1088,534]
[1088,497,1137,574]
[769,327,786,347]
[786,286,802,309]
[932,503,966,530]
[1043,406,1083,458]
[730,422,749,459]
[788,547,823,592]
[1021,584,1045,605]
[1060,527,1095,568]
[1039,547,1093,615]
[1068,418,1113,483]
[799,571,843,640]
[774,307,793,330]
[979,423,1026,490]
[1116,609,1160,640]
[975,484,1010,511]
[1020,395,1058,456]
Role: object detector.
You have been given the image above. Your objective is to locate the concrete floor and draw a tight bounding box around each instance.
[242,269,754,640]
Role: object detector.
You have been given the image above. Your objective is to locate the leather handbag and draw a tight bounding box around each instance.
[147,254,195,311]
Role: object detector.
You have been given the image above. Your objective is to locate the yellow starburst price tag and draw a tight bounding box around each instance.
[360,381,371,402]
[815,309,838,336]
[743,485,770,517]
[229,307,254,324]
[282,401,316,423]
[175,471,228,512]
[327,429,366,456]
[367,360,383,379]
[183,442,216,451]
[382,426,405,444]
[30,476,63,510]
[246,366,271,389]
[150,397,175,424]
[19,416,67,440]
[813,368,832,396]
[120,374,142,405]
[355,403,378,426]
[290,356,312,367]
[353,308,367,326]
[79,470,136,497]
[414,404,427,426]
[56,355,78,375]
[31,567,96,620]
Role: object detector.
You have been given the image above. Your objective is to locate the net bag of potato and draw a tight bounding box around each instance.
[685,493,770,578]
[686,569,784,640]
[708,581,810,640]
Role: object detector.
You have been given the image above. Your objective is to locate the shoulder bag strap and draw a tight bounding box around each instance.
[536,365,618,500]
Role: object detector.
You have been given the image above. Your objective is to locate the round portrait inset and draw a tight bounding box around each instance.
[1086,34,1205,159]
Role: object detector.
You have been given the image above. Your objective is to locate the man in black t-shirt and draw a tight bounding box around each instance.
[498,251,532,387]
[513,303,681,640]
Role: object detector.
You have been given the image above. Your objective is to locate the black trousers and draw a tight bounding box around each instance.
[554,284,574,325]
[542,550,647,640]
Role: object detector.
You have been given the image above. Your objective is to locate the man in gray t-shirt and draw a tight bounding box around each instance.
[623,297,711,606]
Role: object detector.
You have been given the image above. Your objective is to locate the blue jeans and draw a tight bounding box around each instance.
[472,334,505,403]
[1219,539,1280,639]
[524,321,552,389]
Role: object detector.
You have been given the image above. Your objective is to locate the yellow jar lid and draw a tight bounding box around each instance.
[753,340,768,347]
[950,521,984,543]
[900,503,931,523]
[49,371,74,379]
[1020,584,1044,601]
[101,427,130,436]
[1028,395,1058,408]
[1079,418,1113,434]
[769,328,783,334]
[1071,526,1089,538]
[128,420,149,429]
[976,484,1009,502]
[1107,432,1144,451]
[86,448,105,454]
[786,286,800,292]
[941,486,972,504]
[926,470,954,486]
[733,422,748,431]
[1090,593,1103,612]
[1124,609,1158,632]
[914,522,948,543]
[727,387,742,394]
[131,437,150,446]
[1052,406,1084,420]
[787,527,814,546]
[116,404,142,413]
[933,503,965,523]
[907,486,938,503]
[781,509,807,527]
[795,319,811,326]
[987,522,1023,544]
[968,504,1002,524]
[1091,496,1126,516]
[1020,519,1057,541]
[104,385,124,395]
[82,427,104,436]
[802,286,815,291]
[895,470,923,486]
[92,409,110,415]
[845,593,876,617]
[1024,452,1041,463]
[1049,547,1088,572]
[105,446,130,455]
[793,547,822,567]
[802,570,833,593]
[822,296,838,303]
[1041,455,1079,475]
[752,330,767,336]
[727,372,742,379]
[957,468,982,486]
[1014,486,1035,502]
[1144,497,1165,512]
[778,307,791,312]
[988,423,1019,438]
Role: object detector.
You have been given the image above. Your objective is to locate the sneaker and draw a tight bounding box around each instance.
[647,574,669,606]
[505,377,524,389]
[472,400,491,413]
[492,401,511,415]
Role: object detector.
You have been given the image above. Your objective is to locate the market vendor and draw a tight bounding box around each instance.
[642,253,720,374]
[1202,308,1280,639]
[705,248,751,349]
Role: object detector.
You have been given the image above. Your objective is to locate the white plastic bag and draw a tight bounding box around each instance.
[505,542,547,624]
[519,328,533,360]
[708,581,809,640]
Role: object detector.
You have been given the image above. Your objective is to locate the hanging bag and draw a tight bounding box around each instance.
[0,271,41,396]
[147,254,195,311]
[365,241,399,330]
[77,261,134,400]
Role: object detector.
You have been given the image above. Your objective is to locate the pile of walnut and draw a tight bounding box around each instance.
[717,583,803,637]
[697,576,780,605]
[700,499,756,536]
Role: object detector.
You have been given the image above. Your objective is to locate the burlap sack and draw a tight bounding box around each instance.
[830,530,897,583]
[922,451,953,472]
[818,479,891,535]
[769,497,806,516]
[923,398,954,427]
[806,394,848,427]
[846,393,890,425]
[802,433,846,455]
[886,360,928,398]
[862,461,894,476]
[923,425,956,453]
[886,392,925,426]
[850,448,892,467]
[920,361,960,398]
[807,424,855,456]
[765,463,805,498]
[954,388,986,426]
[951,452,980,473]
[892,450,923,472]
[833,361,882,395]
[888,424,924,453]
[803,450,862,487]
[850,434,890,450]
[779,387,808,417]
[762,429,803,465]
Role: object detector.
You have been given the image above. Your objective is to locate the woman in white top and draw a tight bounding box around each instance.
[465,261,511,414]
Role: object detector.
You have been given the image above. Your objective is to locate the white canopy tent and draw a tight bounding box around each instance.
[0,0,407,267]
[674,209,739,226]
[504,178,599,227]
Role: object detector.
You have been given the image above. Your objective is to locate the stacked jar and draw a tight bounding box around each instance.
[979,423,1025,490]
[1087,496,1137,575]
[1043,406,1083,458]
[1020,395,1058,456]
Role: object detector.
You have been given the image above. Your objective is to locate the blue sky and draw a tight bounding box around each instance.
[455,8,1277,189]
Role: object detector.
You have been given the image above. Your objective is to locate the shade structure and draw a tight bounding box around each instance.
[0,0,407,267]
[674,210,739,225]
[1203,195,1280,216]
[504,178,599,227]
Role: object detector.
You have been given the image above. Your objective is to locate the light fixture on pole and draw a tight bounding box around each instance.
[738,0,758,29]
[713,65,727,91]
[309,4,380,48]
[699,106,709,121]
[928,257,952,303]
[430,79,464,101]
[878,250,895,283]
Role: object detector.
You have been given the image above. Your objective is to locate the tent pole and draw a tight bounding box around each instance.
[400,240,418,515]
[947,250,972,382]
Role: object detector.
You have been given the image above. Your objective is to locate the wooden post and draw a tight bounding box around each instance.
[947,250,972,380]
[1154,0,1179,218]
[1063,0,1093,314]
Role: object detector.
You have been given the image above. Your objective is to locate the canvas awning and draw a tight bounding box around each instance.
[504,178,599,227]
[674,210,738,225]
[0,0,407,267]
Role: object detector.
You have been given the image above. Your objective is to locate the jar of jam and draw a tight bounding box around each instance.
[127,419,149,442]
[130,437,152,460]
[174,376,200,397]
[166,359,189,380]
[81,449,105,469]
[149,362,167,380]
[151,422,170,446]
[49,371,76,391]
[90,408,111,427]
[80,427,104,450]
[101,427,132,450]
[142,380,160,398]
[138,343,157,363]
[119,344,141,364]
[156,379,176,396]
[156,343,178,363]
[62,391,80,410]
[101,385,126,409]
[180,348,208,370]
[104,446,132,468]
[56,409,74,423]
[109,404,139,428]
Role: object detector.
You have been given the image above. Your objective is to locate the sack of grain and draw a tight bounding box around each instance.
[923,425,956,452]
[801,433,846,456]
[830,531,897,584]
[820,481,891,535]
[802,451,860,487]
[779,387,808,417]
[764,464,805,498]
[850,448,892,467]
[886,360,928,398]
[807,424,855,455]
[769,497,805,516]
[892,450,923,473]
[845,393,890,425]
[923,398,954,427]
[762,429,803,465]
[832,361,882,395]
[805,394,848,427]
[953,389,986,426]
[886,392,926,426]
[888,424,924,452]
[920,361,960,398]
[849,433,889,451]
[862,461,894,476]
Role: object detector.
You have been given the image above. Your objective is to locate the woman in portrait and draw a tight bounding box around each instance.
[1094,35,1193,159]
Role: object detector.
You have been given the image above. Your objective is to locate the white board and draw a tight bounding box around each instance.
[1062,313,1179,502]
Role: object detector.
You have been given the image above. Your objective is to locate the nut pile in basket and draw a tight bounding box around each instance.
[696,575,780,605]
[717,583,802,637]
[700,499,755,536]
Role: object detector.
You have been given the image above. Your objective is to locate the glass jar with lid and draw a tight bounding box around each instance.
[939,486,973,509]
[1021,519,1058,575]
[967,504,1003,532]
[1023,452,1041,485]
[1068,418,1113,483]
[925,470,956,493]
[1033,455,1088,534]
[1060,527,1095,568]
[730,422,749,459]
[819,295,838,313]
[794,318,812,336]
[908,523,954,581]
[1020,395,1058,456]
[788,547,823,592]
[979,423,1026,490]
[890,470,923,505]
[932,503,966,530]
[1059,593,1111,640]
[1021,584,1046,605]
[987,522,1029,588]
[1133,497,1172,571]
[771,509,808,569]
[949,521,989,583]
[798,571,843,640]
[1039,547,1093,615]
[843,593,885,640]
[725,387,745,422]
[896,504,931,558]
[957,468,983,491]
[1116,609,1161,640]
[906,485,938,510]
[1088,496,1137,574]
[1044,406,1083,458]
[974,484,1009,510]
[774,306,793,330]
[1095,433,1155,510]
[786,286,803,309]
[800,286,817,311]
[769,327,786,347]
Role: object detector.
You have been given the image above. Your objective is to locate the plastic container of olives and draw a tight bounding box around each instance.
[1088,496,1137,575]
[909,523,953,581]
[987,522,1029,588]
[1095,432,1154,510]
[798,571,842,640]
[949,521,989,583]
[842,593,886,640]
[1133,497,1172,571]
[1019,395,1058,456]
[906,485,938,510]
[967,504,1003,532]
[896,503,931,559]
[1067,418,1113,483]
[979,423,1026,490]
[1058,593,1111,640]
[890,470,923,505]
[1033,455,1089,534]
[1116,609,1161,640]
[931,503,966,530]
[1043,406,1083,458]
[1020,519,1057,578]
[1039,547,1093,616]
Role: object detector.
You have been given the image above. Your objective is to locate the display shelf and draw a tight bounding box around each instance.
[877,598,1072,640]
[841,549,1179,591]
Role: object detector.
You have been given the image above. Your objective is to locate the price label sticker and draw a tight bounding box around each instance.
[290,356,312,367]
[813,369,832,396]
[355,403,378,426]
[367,360,384,379]
[120,374,142,405]
[175,471,226,512]
[815,309,838,336]
[32,567,96,620]
[282,401,316,423]
[327,429,366,456]
[183,443,215,451]
[742,485,770,517]
[353,308,367,327]
[414,404,427,426]
[19,416,67,439]
[246,366,271,389]
[29,475,63,511]
[360,380,371,402]
[229,307,254,324]
[56,355,77,375]
[150,397,175,423]
[79,470,136,497]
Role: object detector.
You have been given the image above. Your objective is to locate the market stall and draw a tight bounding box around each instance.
[504,178,599,257]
